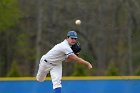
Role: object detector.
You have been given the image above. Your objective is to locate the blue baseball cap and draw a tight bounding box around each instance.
[67,31,78,38]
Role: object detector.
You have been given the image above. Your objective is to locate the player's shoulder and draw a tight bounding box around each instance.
[59,39,68,46]
[58,40,71,50]
[54,40,67,49]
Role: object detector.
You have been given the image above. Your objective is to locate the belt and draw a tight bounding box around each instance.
[44,59,56,66]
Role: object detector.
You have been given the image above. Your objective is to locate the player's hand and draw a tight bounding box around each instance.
[87,62,93,69]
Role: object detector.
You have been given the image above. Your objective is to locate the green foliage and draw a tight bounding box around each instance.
[80,51,95,63]
[7,60,21,77]
[72,64,87,76]
[16,33,30,57]
[0,0,21,31]
[72,52,94,76]
[106,63,119,76]
[135,67,140,76]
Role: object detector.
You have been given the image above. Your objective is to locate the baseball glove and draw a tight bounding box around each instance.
[71,41,81,56]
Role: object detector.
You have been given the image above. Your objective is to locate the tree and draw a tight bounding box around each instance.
[0,0,21,76]
[7,60,21,77]
[0,0,20,31]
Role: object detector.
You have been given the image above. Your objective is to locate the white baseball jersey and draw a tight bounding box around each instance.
[36,39,74,89]
[41,39,74,65]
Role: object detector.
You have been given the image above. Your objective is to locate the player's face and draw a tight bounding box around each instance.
[67,37,77,45]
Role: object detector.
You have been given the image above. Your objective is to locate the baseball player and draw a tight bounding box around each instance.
[36,31,93,93]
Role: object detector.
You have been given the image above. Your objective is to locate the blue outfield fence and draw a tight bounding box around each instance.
[0,76,140,93]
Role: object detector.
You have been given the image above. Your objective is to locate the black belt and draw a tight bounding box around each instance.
[44,59,48,62]
[44,59,56,66]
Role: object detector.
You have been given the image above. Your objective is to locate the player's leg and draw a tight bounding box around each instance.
[36,60,53,82]
[50,64,62,93]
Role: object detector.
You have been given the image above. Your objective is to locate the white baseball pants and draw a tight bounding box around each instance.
[36,59,62,89]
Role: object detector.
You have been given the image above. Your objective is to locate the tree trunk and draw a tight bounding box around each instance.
[34,0,44,75]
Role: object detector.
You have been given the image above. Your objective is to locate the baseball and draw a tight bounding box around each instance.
[75,20,81,25]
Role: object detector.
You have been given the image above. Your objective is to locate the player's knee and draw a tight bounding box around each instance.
[36,78,44,82]
[36,75,45,82]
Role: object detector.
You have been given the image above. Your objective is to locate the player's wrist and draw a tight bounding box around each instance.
[85,62,92,69]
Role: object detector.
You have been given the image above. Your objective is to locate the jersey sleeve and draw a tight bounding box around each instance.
[63,45,74,57]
